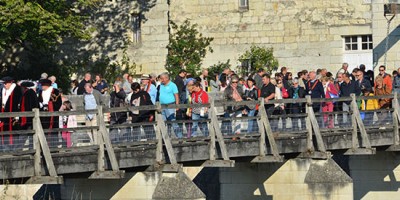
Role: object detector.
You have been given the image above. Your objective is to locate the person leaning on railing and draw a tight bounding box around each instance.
[360,88,379,125]
[375,75,392,125]
[224,75,245,135]
[187,82,209,137]
[130,82,155,141]
[244,78,258,133]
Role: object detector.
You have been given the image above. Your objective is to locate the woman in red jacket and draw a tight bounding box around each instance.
[188,82,209,137]
[321,76,338,128]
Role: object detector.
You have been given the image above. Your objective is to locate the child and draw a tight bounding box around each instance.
[360,88,379,124]
[59,101,77,147]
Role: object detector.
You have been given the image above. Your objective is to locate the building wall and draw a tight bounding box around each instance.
[166,0,372,73]
[372,2,400,74]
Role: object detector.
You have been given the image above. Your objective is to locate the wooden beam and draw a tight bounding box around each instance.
[155,108,177,164]
[33,109,57,177]
[257,98,267,157]
[393,92,400,145]
[305,102,314,152]
[208,103,216,161]
[210,99,231,161]
[305,96,326,152]
[97,106,119,171]
[351,94,371,148]
[32,114,41,177]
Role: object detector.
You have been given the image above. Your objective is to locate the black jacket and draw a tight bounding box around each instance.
[305,79,324,99]
[110,90,127,124]
[130,91,154,123]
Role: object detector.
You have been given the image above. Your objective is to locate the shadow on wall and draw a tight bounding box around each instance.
[57,0,157,77]
[216,162,285,200]
[351,151,400,200]
[373,25,400,65]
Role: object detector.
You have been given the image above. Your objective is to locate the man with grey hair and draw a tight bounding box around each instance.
[336,63,349,78]
[83,83,103,144]
[157,72,182,138]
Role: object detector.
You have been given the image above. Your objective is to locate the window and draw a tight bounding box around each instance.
[343,35,373,51]
[131,14,142,44]
[239,0,249,11]
[361,35,373,50]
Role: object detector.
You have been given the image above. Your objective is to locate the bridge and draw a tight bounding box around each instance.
[1,93,400,199]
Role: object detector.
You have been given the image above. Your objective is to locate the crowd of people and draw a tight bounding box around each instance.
[0,63,399,149]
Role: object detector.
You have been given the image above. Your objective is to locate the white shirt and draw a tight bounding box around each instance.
[2,83,16,107]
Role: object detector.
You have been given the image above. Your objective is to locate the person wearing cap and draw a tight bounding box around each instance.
[0,76,22,149]
[38,79,62,146]
[141,74,156,104]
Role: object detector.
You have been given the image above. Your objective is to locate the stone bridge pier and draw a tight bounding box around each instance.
[3,153,400,199]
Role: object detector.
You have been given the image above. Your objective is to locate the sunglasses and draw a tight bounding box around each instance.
[231,81,238,83]
[380,69,385,71]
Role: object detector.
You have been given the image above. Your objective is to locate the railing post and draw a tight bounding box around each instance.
[345,94,375,155]
[388,92,400,151]
[32,109,41,177]
[26,108,63,184]
[299,96,329,159]
[251,98,283,163]
[155,103,178,166]
[202,98,235,167]
[89,106,124,179]
[155,102,164,164]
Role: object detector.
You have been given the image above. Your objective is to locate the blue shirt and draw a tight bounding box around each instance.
[159,81,178,104]
[94,80,108,94]
[145,84,157,104]
[84,93,97,120]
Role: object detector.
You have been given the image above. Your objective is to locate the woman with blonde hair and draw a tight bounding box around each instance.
[375,75,392,125]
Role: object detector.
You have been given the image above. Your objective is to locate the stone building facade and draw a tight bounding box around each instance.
[95,0,400,75]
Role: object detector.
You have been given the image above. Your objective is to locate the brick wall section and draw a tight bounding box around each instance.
[169,0,372,73]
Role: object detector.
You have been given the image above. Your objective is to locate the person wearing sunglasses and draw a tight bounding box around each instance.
[377,65,393,93]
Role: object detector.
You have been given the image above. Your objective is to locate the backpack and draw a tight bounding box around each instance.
[281,87,289,98]
[394,76,400,88]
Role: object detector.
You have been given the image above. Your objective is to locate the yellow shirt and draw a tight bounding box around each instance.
[360,93,379,110]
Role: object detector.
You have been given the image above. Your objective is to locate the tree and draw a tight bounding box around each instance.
[208,59,231,77]
[239,45,279,75]
[166,19,213,78]
[0,0,99,51]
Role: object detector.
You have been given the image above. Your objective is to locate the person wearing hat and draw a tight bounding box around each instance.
[141,74,156,104]
[19,81,39,149]
[0,76,22,148]
[38,79,62,146]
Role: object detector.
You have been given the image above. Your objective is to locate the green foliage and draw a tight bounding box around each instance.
[239,45,279,74]
[208,59,231,76]
[166,19,213,78]
[0,0,96,50]
[90,47,140,85]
